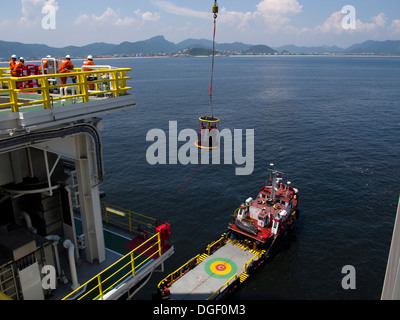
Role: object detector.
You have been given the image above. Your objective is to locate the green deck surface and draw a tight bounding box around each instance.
[71,218,151,300]
[0,91,86,114]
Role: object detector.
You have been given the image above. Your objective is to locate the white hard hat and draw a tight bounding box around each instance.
[11,54,17,59]
[87,55,93,60]
[65,55,71,59]
[19,57,24,61]
[46,55,51,58]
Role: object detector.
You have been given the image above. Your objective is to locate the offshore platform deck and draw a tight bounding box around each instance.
[0,63,174,300]
[0,64,134,132]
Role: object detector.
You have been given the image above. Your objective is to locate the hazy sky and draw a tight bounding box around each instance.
[1,0,399,48]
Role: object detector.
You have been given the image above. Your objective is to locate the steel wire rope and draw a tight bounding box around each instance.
[178,1,219,193]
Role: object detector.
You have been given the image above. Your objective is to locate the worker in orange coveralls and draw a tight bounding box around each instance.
[11,57,27,88]
[83,55,96,90]
[9,54,17,71]
[83,55,96,71]
[59,55,76,85]
[11,57,26,77]
[39,55,52,74]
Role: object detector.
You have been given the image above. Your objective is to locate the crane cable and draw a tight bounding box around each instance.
[209,0,218,107]
[178,1,219,193]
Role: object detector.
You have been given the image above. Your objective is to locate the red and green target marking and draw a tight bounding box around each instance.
[205,258,238,279]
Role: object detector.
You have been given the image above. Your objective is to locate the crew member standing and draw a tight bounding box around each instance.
[59,55,76,85]
[9,55,17,71]
[39,55,52,74]
[11,57,26,77]
[83,55,96,90]
[11,57,27,88]
[83,55,96,71]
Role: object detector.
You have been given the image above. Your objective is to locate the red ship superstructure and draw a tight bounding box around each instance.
[228,164,299,249]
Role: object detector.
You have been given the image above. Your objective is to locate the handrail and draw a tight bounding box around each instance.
[206,234,226,255]
[157,254,201,289]
[207,273,238,300]
[243,252,262,270]
[62,232,162,300]
[0,292,13,300]
[102,202,164,235]
[0,67,131,112]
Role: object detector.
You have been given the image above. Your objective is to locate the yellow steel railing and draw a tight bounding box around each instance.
[102,202,163,236]
[243,250,264,270]
[0,292,13,300]
[206,234,226,255]
[158,254,201,290]
[207,273,239,300]
[0,67,131,112]
[62,232,162,301]
[0,68,10,89]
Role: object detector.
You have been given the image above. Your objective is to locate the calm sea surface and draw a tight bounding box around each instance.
[100,55,400,300]
[4,55,399,300]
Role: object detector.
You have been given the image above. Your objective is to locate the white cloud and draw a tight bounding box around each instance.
[356,12,386,32]
[219,8,255,31]
[217,0,303,34]
[256,0,302,25]
[19,0,59,26]
[73,7,161,27]
[140,11,161,22]
[389,19,400,34]
[92,8,122,24]
[74,8,135,26]
[315,11,344,34]
[315,11,387,35]
[256,0,302,15]
[154,0,209,20]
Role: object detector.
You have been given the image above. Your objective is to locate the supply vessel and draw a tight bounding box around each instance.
[157,164,299,300]
[0,59,173,300]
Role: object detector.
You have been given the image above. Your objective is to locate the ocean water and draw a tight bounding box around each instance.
[97,55,400,300]
[3,55,399,299]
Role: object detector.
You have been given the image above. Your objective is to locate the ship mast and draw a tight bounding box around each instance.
[268,163,284,201]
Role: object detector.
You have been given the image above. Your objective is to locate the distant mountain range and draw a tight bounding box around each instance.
[1,36,399,60]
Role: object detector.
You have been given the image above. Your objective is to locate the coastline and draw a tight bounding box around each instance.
[1,53,399,65]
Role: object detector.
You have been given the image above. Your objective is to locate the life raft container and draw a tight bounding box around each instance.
[235,219,258,236]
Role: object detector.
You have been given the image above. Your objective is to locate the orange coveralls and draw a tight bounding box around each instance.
[82,59,96,72]
[38,60,48,74]
[59,59,76,85]
[83,59,96,89]
[9,58,17,71]
[11,61,26,77]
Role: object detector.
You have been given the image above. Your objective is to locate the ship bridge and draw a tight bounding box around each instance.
[0,65,173,300]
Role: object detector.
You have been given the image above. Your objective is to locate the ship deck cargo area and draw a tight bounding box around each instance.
[158,236,266,301]
[168,242,257,300]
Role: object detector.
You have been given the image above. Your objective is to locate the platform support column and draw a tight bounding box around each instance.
[74,134,105,264]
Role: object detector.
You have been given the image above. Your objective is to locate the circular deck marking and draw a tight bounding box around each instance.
[205,258,237,279]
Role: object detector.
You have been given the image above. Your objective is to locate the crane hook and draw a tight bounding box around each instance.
[212,0,219,19]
